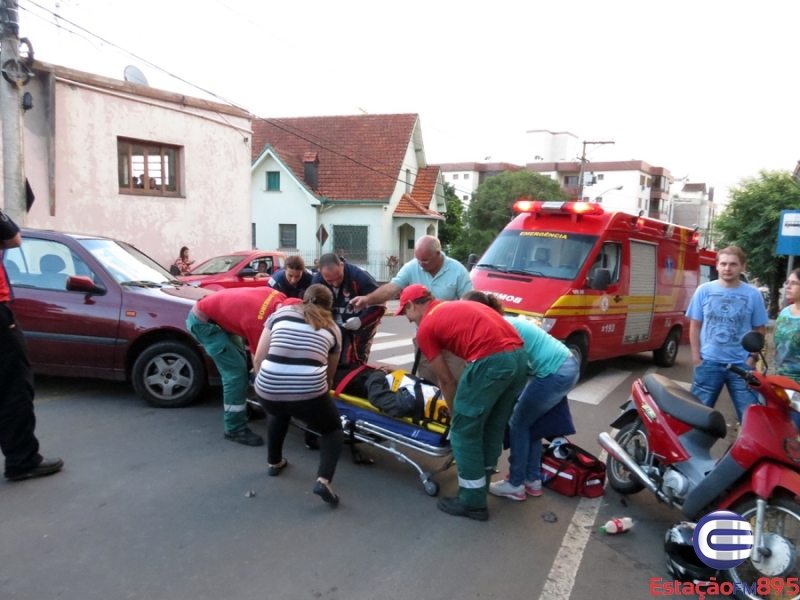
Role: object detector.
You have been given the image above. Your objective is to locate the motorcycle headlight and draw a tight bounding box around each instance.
[784,389,800,414]
[541,318,557,332]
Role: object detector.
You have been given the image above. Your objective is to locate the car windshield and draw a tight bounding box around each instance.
[190,255,246,275]
[79,239,178,285]
[476,230,599,281]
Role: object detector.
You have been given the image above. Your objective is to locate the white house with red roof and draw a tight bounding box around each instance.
[250,114,445,280]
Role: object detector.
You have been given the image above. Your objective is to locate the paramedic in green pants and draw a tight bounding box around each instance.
[187,288,287,446]
[397,284,528,521]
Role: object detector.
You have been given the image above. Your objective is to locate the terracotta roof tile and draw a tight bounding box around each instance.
[252,114,419,201]
[394,193,444,220]
[410,166,440,206]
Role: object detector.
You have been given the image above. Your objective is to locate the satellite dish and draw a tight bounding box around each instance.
[123,65,149,86]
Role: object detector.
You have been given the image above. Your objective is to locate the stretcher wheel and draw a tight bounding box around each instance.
[424,480,440,496]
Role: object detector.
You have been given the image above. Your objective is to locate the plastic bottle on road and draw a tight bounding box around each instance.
[600,517,633,534]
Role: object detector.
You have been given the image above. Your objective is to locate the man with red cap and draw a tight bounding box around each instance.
[397,284,528,521]
[187,288,288,446]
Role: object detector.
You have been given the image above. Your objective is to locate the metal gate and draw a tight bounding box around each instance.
[623,241,656,344]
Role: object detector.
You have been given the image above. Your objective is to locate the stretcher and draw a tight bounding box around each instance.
[332,390,454,497]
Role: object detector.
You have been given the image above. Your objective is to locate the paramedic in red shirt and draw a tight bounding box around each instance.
[0,208,63,481]
[398,284,528,521]
[187,287,288,447]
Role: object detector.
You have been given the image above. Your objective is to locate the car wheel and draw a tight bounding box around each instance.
[132,341,205,408]
[653,328,681,367]
[565,333,587,378]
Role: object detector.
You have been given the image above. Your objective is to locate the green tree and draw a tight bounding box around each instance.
[449,170,568,261]
[438,183,465,250]
[714,170,800,317]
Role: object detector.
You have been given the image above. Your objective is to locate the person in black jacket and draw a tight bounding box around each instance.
[267,255,313,299]
[312,253,385,366]
[1,209,63,481]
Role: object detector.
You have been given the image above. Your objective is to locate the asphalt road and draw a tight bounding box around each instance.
[1,315,739,600]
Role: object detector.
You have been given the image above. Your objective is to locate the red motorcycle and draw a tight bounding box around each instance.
[599,332,800,596]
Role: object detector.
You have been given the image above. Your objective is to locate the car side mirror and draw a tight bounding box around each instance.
[588,268,611,291]
[238,267,258,278]
[66,275,106,295]
[741,331,765,353]
[467,253,478,272]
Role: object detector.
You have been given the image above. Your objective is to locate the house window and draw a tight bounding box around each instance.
[405,169,411,193]
[597,174,604,181]
[452,174,459,180]
[463,195,469,201]
[564,175,579,186]
[279,224,297,249]
[118,138,180,195]
[463,173,469,180]
[251,223,257,249]
[266,171,281,191]
[333,225,368,263]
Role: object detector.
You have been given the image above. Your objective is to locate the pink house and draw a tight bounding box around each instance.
[0,61,253,268]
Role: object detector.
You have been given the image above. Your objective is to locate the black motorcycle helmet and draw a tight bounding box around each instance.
[664,522,719,583]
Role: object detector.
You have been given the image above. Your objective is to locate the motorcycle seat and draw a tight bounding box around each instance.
[643,374,727,439]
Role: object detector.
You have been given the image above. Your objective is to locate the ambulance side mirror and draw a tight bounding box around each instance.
[467,253,478,272]
[588,268,611,290]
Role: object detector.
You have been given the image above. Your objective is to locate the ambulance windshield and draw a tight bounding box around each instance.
[475,230,598,281]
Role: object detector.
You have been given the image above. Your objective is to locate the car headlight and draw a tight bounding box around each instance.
[541,318,557,332]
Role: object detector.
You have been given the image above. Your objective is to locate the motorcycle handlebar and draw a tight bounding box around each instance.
[726,363,759,386]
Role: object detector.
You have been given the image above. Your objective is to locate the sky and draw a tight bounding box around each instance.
[17,0,800,205]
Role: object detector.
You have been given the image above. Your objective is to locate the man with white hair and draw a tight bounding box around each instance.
[350,235,473,383]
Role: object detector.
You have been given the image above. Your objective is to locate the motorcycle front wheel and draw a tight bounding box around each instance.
[606,421,648,495]
[727,496,800,600]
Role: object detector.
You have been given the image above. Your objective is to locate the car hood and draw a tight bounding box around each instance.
[160,284,213,302]
[179,274,217,284]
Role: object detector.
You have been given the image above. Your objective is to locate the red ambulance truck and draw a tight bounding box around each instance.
[471,200,708,372]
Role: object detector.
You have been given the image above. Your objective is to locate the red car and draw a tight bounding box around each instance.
[181,250,286,290]
[3,229,219,408]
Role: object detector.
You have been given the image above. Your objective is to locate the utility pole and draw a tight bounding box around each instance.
[576,139,614,201]
[0,0,26,225]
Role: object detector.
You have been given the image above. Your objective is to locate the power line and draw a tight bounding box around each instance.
[17,0,521,219]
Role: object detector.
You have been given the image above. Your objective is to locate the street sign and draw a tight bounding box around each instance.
[777,210,800,255]
[316,224,328,247]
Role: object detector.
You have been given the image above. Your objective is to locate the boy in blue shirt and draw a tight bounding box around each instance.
[687,246,768,422]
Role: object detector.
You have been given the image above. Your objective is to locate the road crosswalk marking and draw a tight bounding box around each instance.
[370,338,413,352]
[569,368,632,405]
[378,353,417,366]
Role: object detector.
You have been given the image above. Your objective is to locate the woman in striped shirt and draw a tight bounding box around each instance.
[253,284,344,506]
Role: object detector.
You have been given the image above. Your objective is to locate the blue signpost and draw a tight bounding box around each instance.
[777,210,800,304]
[777,210,800,255]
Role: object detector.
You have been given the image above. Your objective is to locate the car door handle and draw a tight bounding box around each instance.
[613,295,623,303]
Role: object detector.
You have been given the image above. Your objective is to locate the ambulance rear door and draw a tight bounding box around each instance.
[624,240,657,345]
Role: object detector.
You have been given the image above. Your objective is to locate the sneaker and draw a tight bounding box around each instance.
[489,479,526,501]
[5,457,64,481]
[436,496,489,521]
[224,428,264,446]
[524,479,543,497]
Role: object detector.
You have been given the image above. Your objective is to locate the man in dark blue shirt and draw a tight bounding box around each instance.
[267,255,313,299]
[312,253,385,366]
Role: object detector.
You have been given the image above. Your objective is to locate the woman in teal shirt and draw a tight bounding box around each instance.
[775,269,800,430]
[462,291,580,501]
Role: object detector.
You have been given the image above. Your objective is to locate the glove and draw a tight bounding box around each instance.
[344,317,362,330]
